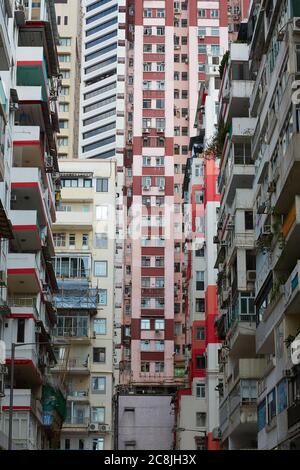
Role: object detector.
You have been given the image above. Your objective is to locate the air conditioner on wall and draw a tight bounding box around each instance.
[89,423,99,432]
[293,18,300,31]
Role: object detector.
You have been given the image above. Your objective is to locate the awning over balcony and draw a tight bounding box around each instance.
[0,199,13,239]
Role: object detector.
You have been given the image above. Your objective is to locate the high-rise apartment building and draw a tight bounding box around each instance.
[54,0,82,160]
[215,38,261,450]
[0,0,63,450]
[115,0,228,450]
[52,159,117,451]
[176,56,222,451]
[215,0,300,451]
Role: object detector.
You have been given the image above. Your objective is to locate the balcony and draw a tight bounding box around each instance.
[221,153,255,206]
[10,167,53,226]
[220,379,258,444]
[67,356,90,375]
[54,210,93,230]
[53,326,91,345]
[67,390,89,403]
[274,133,300,214]
[0,0,12,70]
[225,294,256,356]
[5,343,43,385]
[7,253,42,294]
[13,126,46,170]
[288,401,300,430]
[284,261,300,315]
[7,295,38,318]
[10,210,45,252]
[273,196,300,273]
[17,47,49,101]
[2,388,43,422]
[222,80,254,124]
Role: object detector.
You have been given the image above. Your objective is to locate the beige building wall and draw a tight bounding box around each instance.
[54,0,82,159]
[52,159,117,450]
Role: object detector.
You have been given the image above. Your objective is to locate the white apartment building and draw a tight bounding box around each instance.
[54,0,82,160]
[52,159,117,451]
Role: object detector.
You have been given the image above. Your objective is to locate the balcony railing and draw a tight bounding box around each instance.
[53,327,89,338]
[288,401,300,429]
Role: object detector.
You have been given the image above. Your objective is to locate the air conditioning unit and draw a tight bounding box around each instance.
[89,423,99,432]
[35,326,42,334]
[174,45,181,50]
[174,8,181,14]
[185,59,189,64]
[247,270,256,282]
[143,128,150,134]
[220,240,227,246]
[199,35,205,40]
[293,18,300,31]
[99,424,110,432]
[157,128,165,133]
[159,185,165,191]
[143,185,150,191]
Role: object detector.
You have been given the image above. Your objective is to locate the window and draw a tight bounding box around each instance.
[95,233,108,249]
[93,438,104,451]
[96,178,108,192]
[141,362,150,372]
[157,27,165,36]
[196,298,205,312]
[98,289,107,305]
[82,234,89,248]
[155,277,164,288]
[196,326,205,341]
[155,341,164,351]
[53,233,66,247]
[93,348,106,363]
[155,319,165,330]
[141,319,150,330]
[94,261,108,277]
[91,407,105,423]
[141,277,150,288]
[94,319,107,335]
[196,412,206,427]
[58,103,69,113]
[155,362,164,372]
[267,388,277,423]
[211,9,219,18]
[17,318,25,343]
[258,400,266,431]
[92,377,106,394]
[211,28,220,36]
[96,205,108,220]
[69,234,76,247]
[195,191,204,204]
[196,271,205,290]
[245,211,253,230]
[141,340,150,351]
[58,54,71,63]
[196,355,206,369]
[196,383,206,398]
[60,37,71,46]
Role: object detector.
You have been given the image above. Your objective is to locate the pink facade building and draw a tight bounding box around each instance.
[119,0,228,450]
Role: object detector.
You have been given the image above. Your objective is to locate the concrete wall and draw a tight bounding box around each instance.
[118,395,174,450]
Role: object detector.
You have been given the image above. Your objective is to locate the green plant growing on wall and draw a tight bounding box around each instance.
[205,118,230,159]
[219,50,229,80]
